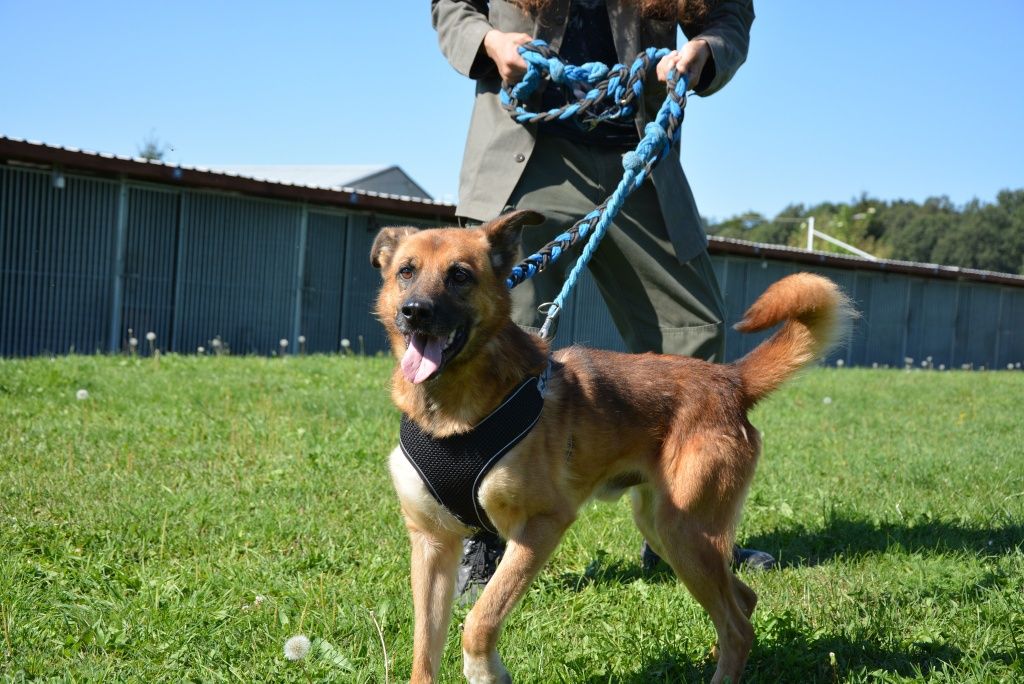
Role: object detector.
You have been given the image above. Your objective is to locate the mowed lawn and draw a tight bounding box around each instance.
[1,354,1022,683]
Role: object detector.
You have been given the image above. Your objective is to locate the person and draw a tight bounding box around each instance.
[431,0,772,600]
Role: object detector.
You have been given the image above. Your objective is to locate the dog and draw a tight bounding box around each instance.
[371,210,851,683]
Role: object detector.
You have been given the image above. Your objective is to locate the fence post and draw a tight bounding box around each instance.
[169,192,188,353]
[107,179,129,353]
[291,204,309,354]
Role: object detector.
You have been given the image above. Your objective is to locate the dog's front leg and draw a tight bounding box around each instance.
[462,511,572,683]
[406,521,462,684]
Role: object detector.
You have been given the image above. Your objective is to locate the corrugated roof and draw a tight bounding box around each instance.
[205,164,389,189]
[205,164,432,200]
[708,235,1024,287]
[0,136,453,216]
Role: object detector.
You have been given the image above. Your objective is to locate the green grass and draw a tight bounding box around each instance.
[1,355,1022,682]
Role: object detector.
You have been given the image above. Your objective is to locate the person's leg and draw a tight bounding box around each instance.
[456,529,506,603]
[455,134,604,601]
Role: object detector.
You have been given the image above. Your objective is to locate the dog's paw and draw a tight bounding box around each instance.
[463,649,511,684]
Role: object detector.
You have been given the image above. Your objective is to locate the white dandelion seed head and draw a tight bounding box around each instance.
[340,338,351,348]
[211,338,222,348]
[822,396,832,405]
[1009,363,1015,370]
[146,331,156,342]
[871,362,878,369]
[253,594,265,606]
[129,337,138,347]
[836,359,844,367]
[284,634,311,661]
[298,335,306,344]
[939,364,945,370]
[76,389,90,401]
[1016,363,1021,369]
[197,346,205,354]
[279,338,289,348]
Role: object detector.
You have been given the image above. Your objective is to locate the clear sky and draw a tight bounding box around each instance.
[2,1,1022,221]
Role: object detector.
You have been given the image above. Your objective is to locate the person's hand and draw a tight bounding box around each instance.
[656,39,710,89]
[483,29,534,84]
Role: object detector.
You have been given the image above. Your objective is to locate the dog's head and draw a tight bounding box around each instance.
[371,210,544,385]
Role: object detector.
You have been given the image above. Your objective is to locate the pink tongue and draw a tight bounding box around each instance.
[401,334,444,384]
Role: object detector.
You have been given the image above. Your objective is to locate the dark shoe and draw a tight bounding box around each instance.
[456,531,505,604]
[640,540,663,572]
[732,546,776,570]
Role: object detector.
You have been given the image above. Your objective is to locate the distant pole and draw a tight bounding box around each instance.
[806,215,815,251]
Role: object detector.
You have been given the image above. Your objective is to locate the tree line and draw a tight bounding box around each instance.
[707,190,1024,276]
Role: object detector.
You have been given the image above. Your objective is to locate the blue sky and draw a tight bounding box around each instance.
[2,1,1022,221]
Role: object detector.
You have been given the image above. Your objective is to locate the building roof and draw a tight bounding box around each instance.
[204,164,433,200]
[0,135,452,219]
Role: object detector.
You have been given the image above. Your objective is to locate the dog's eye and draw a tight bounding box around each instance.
[450,268,471,284]
[398,266,414,280]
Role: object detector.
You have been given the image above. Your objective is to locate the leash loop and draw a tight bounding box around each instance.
[501,41,690,340]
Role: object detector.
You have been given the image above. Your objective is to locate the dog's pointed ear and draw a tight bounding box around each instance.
[371,226,419,270]
[482,210,545,275]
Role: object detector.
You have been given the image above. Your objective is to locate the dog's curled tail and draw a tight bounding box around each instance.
[733,273,854,405]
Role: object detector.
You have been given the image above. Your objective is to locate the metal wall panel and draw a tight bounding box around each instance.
[301,211,347,353]
[717,257,750,361]
[905,279,957,366]
[861,273,910,366]
[0,166,117,356]
[995,288,1024,368]
[174,192,301,355]
[120,186,178,354]
[954,285,1001,368]
[340,214,388,355]
[2,163,1022,367]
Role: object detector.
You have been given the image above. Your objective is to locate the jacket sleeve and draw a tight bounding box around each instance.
[431,0,497,79]
[687,0,754,96]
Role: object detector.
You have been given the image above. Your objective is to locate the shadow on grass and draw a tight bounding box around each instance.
[556,517,1023,592]
[555,550,677,592]
[582,634,1021,683]
[743,516,1024,568]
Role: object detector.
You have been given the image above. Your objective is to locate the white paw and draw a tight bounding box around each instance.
[463,649,511,684]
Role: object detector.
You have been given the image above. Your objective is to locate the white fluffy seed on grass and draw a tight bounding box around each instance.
[822,396,832,405]
[76,389,89,401]
[284,634,311,661]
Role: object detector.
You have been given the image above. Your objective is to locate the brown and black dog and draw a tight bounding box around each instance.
[371,210,852,683]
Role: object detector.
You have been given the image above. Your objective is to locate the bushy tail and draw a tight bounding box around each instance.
[733,273,853,405]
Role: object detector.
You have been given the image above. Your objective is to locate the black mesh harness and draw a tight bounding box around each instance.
[398,369,548,533]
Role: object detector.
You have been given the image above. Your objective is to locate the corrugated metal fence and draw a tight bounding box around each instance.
[2,163,1022,367]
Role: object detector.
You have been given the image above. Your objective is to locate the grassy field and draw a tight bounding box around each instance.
[1,354,1022,682]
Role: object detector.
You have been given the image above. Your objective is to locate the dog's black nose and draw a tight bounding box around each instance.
[401,298,433,326]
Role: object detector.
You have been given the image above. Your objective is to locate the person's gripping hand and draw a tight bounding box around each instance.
[483,29,534,84]
[656,39,710,89]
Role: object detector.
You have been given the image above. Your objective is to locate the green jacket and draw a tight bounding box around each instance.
[432,0,754,262]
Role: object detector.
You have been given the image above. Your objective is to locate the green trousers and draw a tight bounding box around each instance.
[501,133,726,361]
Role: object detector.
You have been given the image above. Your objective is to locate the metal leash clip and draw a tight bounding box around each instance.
[537,302,561,342]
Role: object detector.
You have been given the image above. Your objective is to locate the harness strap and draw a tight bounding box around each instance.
[399,369,548,533]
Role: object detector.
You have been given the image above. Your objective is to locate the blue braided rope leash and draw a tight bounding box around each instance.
[499,41,689,339]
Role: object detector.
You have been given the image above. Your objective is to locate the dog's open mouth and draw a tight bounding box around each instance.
[400,328,467,384]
